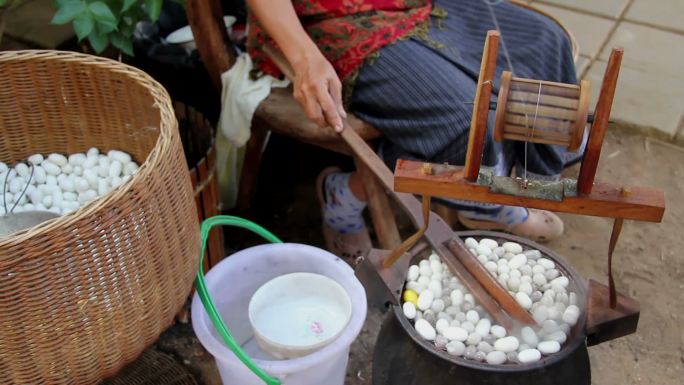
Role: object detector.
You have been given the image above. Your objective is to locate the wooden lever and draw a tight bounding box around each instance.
[262,42,534,328]
[447,239,536,325]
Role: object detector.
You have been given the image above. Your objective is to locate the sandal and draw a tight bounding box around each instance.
[316,167,372,261]
[457,208,564,243]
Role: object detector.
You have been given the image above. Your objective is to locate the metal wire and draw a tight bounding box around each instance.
[482,0,538,184]
[2,161,34,215]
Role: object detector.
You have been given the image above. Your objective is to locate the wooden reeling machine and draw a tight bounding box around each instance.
[392,30,665,340]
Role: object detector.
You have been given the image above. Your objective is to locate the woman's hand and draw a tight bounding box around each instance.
[291,52,347,132]
[245,1,346,131]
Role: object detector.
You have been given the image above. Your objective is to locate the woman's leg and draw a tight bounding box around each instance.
[321,1,579,244]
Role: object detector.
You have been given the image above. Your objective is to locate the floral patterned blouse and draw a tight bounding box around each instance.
[247,0,433,80]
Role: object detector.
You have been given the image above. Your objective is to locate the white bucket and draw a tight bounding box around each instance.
[192,243,367,385]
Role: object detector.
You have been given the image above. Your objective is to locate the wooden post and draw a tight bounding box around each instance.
[577,48,623,195]
[464,30,500,181]
[186,0,236,90]
[354,157,402,250]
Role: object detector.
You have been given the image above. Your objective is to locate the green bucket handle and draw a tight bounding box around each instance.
[195,215,283,385]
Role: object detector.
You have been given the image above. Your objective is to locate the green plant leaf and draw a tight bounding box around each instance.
[88,31,109,53]
[0,0,9,7]
[111,32,134,56]
[88,1,117,31]
[122,0,137,12]
[73,14,94,41]
[88,1,117,24]
[51,0,87,25]
[144,0,162,22]
[120,20,135,37]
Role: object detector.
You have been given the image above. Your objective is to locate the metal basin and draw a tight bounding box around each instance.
[372,231,591,385]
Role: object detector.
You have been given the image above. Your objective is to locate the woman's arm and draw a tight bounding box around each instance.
[247,0,346,132]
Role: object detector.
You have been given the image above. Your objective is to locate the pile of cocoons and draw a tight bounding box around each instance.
[1,148,139,215]
[402,237,581,365]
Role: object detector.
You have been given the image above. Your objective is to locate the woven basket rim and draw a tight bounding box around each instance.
[0,50,178,262]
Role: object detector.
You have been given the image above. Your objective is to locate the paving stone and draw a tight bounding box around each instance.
[532,0,629,18]
[583,60,684,138]
[533,3,615,58]
[575,55,591,78]
[625,0,684,33]
[599,22,684,81]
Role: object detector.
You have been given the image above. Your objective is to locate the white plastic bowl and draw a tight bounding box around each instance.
[166,15,236,49]
[248,272,352,359]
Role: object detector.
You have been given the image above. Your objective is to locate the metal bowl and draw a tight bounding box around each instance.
[372,231,591,385]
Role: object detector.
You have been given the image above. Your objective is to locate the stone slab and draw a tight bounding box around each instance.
[599,22,684,81]
[584,60,684,138]
[625,0,684,33]
[532,0,629,18]
[576,55,591,78]
[534,3,616,58]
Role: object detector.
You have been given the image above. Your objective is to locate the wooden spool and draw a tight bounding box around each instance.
[494,71,591,152]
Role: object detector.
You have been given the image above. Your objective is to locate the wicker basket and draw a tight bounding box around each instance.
[0,51,200,385]
[175,102,225,272]
[100,349,198,385]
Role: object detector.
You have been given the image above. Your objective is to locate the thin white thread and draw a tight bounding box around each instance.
[484,0,542,183]
[523,81,543,182]
[483,0,515,75]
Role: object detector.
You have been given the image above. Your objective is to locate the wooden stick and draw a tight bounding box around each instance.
[382,195,431,268]
[508,91,579,109]
[494,71,512,142]
[569,79,591,152]
[186,0,236,89]
[433,239,516,329]
[505,114,574,132]
[354,157,402,249]
[395,159,665,223]
[504,123,570,142]
[503,132,570,147]
[607,217,624,308]
[505,102,578,121]
[446,239,536,325]
[578,48,623,195]
[510,79,580,99]
[262,41,522,329]
[464,30,500,181]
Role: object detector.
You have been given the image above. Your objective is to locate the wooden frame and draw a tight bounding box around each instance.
[463,30,499,181]
[394,159,664,222]
[394,32,664,224]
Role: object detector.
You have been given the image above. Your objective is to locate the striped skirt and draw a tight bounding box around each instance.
[350,0,582,212]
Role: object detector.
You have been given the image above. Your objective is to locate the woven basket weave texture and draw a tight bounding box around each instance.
[0,50,200,385]
[100,349,198,385]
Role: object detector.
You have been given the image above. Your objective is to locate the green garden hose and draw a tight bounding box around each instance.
[194,215,283,385]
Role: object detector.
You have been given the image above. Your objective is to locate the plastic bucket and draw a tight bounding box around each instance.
[191,216,367,385]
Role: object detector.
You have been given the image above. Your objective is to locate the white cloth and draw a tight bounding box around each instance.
[216,53,290,209]
[219,53,290,146]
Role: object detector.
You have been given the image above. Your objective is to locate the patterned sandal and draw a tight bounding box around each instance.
[457,208,564,243]
[316,167,372,261]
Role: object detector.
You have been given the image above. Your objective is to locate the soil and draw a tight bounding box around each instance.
[149,128,683,385]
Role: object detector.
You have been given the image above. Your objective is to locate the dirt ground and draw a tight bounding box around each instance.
[150,127,683,385]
